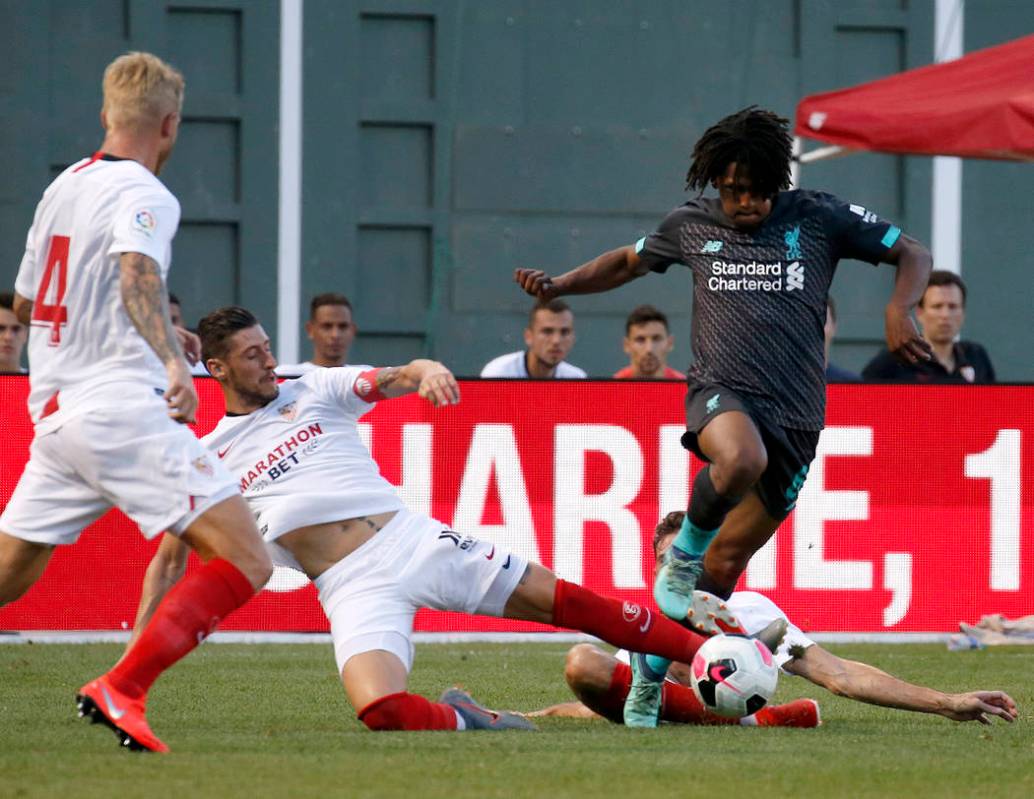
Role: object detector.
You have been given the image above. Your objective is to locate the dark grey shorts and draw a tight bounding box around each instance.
[682,383,820,521]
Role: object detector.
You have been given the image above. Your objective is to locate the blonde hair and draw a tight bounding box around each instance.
[102,52,184,131]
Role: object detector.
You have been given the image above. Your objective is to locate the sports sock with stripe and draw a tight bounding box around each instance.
[551,579,706,664]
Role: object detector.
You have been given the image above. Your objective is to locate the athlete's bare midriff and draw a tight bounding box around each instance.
[276,510,398,579]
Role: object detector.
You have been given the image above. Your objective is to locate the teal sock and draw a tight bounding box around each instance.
[644,654,671,679]
[672,513,718,558]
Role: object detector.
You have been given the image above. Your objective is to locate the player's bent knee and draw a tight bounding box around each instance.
[714,451,767,494]
[564,644,610,693]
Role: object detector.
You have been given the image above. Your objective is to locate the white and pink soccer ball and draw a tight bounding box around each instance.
[690,634,780,718]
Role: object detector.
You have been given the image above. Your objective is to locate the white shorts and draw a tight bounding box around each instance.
[0,398,239,544]
[313,508,528,674]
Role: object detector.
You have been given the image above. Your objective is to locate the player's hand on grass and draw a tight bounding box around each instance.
[514,268,560,300]
[164,359,199,423]
[884,304,932,364]
[943,690,1018,724]
[418,363,460,407]
[176,326,202,365]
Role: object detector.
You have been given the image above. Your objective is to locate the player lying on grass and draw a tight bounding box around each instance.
[528,512,1019,728]
[131,306,782,732]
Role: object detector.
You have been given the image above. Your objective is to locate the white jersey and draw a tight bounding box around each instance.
[275,361,320,376]
[617,591,815,675]
[14,154,180,425]
[202,367,404,555]
[480,350,587,378]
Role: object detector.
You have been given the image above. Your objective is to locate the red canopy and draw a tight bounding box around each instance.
[795,34,1034,161]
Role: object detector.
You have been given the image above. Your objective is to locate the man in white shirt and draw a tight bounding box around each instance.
[0,52,271,754]
[530,512,1017,728]
[277,292,357,376]
[481,299,587,378]
[133,305,770,733]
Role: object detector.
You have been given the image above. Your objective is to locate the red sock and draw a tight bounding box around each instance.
[661,680,737,725]
[578,662,634,723]
[108,558,256,698]
[584,661,737,726]
[358,692,459,731]
[552,580,706,664]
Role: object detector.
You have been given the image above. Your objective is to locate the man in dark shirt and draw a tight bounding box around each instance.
[862,270,995,383]
[514,107,933,727]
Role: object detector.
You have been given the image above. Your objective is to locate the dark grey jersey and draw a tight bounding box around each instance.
[635,190,901,430]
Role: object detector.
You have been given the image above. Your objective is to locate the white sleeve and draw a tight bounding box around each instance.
[14,234,38,300]
[302,365,379,417]
[726,592,816,675]
[107,189,180,275]
[480,353,517,377]
[14,202,45,300]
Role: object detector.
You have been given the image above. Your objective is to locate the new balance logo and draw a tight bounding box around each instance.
[786,261,804,291]
[849,204,879,224]
[701,240,724,254]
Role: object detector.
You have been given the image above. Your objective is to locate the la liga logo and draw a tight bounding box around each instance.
[132,209,157,237]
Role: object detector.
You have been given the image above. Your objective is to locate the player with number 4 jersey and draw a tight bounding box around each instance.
[133,305,770,733]
[0,52,271,754]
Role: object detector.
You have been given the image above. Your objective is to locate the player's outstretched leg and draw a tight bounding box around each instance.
[346,650,534,732]
[77,497,271,753]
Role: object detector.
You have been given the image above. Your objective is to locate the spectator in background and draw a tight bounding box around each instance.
[278,292,356,375]
[862,271,995,383]
[824,296,859,382]
[0,292,28,373]
[481,299,587,378]
[168,292,189,329]
[613,305,684,379]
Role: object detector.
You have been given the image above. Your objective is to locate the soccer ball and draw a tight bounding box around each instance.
[690,634,779,718]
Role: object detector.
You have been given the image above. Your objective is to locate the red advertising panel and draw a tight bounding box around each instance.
[0,376,1031,633]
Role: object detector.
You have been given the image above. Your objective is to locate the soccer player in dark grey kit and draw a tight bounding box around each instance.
[515,107,934,726]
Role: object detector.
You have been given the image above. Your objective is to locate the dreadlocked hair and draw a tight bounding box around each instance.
[685,106,793,198]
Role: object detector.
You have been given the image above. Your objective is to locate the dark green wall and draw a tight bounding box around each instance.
[961,2,1034,381]
[3,1,1030,378]
[302,0,943,376]
[0,0,279,339]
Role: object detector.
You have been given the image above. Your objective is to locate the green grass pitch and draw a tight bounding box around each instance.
[1,642,1031,798]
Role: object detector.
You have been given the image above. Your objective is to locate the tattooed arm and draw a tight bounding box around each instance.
[119,252,197,422]
[12,292,33,325]
[371,359,460,406]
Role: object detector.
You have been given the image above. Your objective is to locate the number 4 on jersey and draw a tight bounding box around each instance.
[33,234,70,345]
